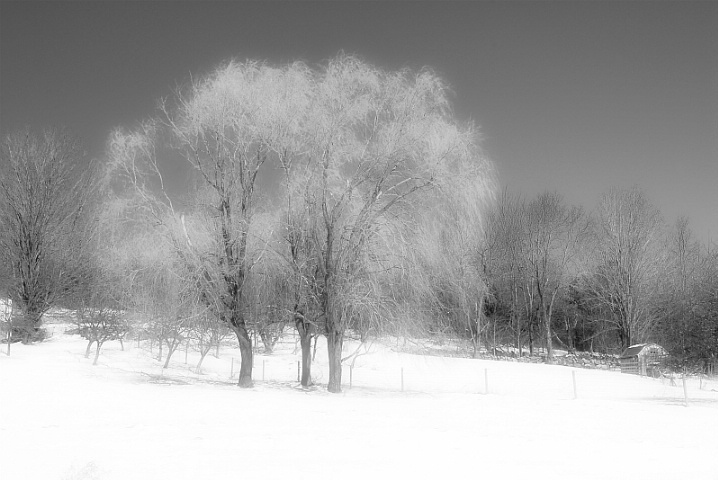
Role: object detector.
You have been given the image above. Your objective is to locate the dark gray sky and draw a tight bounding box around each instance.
[2,1,717,243]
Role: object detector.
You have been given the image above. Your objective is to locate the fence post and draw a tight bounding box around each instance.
[683,371,689,407]
[484,368,489,395]
[230,357,234,379]
[572,371,577,400]
[297,361,300,382]
[184,340,189,364]
[401,367,404,392]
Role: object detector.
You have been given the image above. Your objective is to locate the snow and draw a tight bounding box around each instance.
[1,320,717,480]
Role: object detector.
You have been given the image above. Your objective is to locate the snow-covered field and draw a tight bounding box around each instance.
[1,321,717,480]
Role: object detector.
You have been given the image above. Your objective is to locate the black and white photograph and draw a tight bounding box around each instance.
[1,1,717,479]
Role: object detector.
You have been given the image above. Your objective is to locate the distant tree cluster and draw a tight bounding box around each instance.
[2,56,715,388]
[481,188,718,371]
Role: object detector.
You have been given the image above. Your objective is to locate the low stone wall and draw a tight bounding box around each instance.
[477,351,620,370]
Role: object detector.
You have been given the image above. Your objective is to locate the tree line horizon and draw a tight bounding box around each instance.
[1,56,716,392]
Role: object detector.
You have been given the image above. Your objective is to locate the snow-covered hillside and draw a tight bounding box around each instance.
[1,320,716,480]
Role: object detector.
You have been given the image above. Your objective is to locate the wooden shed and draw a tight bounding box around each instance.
[619,343,667,377]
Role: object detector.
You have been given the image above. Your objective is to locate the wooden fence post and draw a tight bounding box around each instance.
[572,371,577,400]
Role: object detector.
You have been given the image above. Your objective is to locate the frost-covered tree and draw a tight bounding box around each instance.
[108,56,494,393]
[301,56,493,392]
[407,167,492,355]
[108,62,315,387]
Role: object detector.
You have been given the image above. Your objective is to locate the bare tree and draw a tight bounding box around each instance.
[245,215,292,355]
[282,201,321,386]
[409,169,491,356]
[656,217,716,369]
[302,56,493,392]
[189,311,231,372]
[76,302,129,366]
[523,192,588,359]
[0,128,96,341]
[583,187,665,351]
[483,191,529,356]
[129,234,196,368]
[162,61,328,387]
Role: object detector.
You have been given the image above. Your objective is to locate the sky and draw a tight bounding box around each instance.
[1,1,717,243]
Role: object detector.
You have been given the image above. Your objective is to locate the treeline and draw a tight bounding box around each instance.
[477,189,717,372]
[1,57,715,393]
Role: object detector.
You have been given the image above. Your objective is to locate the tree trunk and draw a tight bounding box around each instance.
[492,318,497,357]
[543,309,553,360]
[300,331,312,387]
[93,342,103,365]
[296,315,313,387]
[474,299,482,358]
[525,286,535,356]
[233,323,253,388]
[567,314,577,354]
[85,339,95,358]
[312,335,319,361]
[261,334,274,354]
[536,278,553,361]
[528,318,534,356]
[196,344,212,373]
[513,284,522,357]
[163,341,178,369]
[19,308,43,343]
[618,314,631,351]
[326,328,343,393]
[259,326,280,354]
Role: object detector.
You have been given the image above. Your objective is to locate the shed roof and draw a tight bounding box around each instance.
[619,343,665,359]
